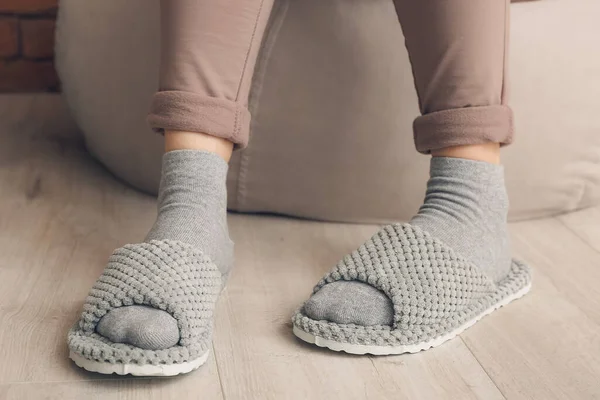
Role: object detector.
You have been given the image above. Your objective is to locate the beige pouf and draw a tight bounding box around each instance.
[56,0,600,223]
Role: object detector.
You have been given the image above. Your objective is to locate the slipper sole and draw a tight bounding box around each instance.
[69,349,210,376]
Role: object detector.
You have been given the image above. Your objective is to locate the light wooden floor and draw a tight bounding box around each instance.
[1,120,600,400]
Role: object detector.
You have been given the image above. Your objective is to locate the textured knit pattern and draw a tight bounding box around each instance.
[95,150,233,351]
[302,157,512,327]
[68,240,221,365]
[292,223,531,347]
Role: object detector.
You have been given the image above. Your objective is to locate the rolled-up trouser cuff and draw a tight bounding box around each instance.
[147,90,251,148]
[413,105,514,154]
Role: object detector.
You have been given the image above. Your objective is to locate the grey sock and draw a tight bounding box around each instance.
[96,305,180,350]
[303,281,394,326]
[303,157,511,326]
[96,150,233,350]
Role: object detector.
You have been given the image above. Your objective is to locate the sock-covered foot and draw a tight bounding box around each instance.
[303,157,511,326]
[95,150,233,350]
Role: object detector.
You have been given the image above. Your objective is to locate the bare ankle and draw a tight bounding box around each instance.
[431,143,501,164]
[165,130,233,162]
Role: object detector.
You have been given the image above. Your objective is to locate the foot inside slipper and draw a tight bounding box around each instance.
[67,240,221,375]
[292,224,531,354]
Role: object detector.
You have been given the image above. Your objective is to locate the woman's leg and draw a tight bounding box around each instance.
[302,0,516,329]
[397,0,512,163]
[150,0,275,155]
[70,0,274,366]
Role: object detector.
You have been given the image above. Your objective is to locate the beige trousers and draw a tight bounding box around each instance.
[148,0,513,153]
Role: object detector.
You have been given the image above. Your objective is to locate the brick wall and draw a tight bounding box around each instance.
[0,0,59,92]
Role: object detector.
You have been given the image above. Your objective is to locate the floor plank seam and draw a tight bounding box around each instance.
[367,356,390,394]
[458,337,508,400]
[524,218,600,328]
[0,377,156,385]
[211,339,227,400]
[517,254,600,334]
[555,216,600,256]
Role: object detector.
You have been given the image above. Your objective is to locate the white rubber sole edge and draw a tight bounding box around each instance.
[293,282,532,355]
[69,349,210,376]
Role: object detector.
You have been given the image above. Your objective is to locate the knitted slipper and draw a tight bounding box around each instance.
[292,224,531,355]
[68,240,222,376]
